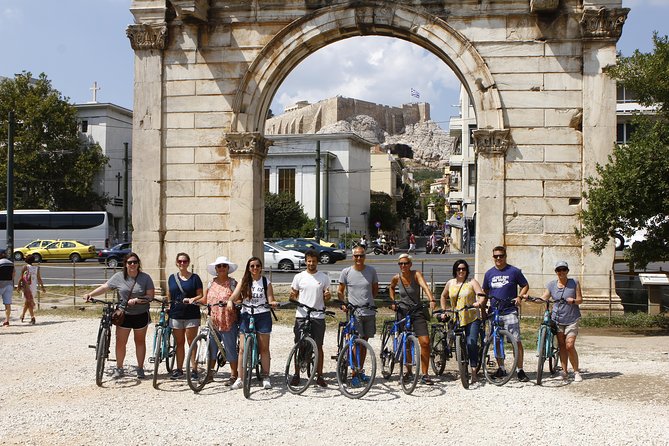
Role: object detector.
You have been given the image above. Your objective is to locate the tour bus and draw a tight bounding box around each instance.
[0,210,112,253]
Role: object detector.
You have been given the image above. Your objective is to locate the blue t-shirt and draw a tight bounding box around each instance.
[168,273,203,320]
[483,265,528,315]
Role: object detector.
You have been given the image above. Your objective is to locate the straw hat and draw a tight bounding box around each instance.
[207,256,238,275]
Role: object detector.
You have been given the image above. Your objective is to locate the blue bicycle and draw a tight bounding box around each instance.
[334,301,377,399]
[379,302,422,394]
[149,298,176,389]
[239,302,275,399]
[480,294,520,386]
[526,296,562,384]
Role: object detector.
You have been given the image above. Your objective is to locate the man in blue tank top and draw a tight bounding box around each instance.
[482,246,530,382]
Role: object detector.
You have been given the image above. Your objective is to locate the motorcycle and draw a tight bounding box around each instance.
[372,241,392,255]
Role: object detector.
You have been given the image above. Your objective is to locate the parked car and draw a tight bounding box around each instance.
[28,240,96,263]
[12,240,56,261]
[264,242,305,271]
[275,238,346,264]
[97,242,132,268]
[304,237,337,248]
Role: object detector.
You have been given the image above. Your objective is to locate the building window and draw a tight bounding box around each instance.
[278,168,295,198]
[617,85,638,103]
[264,168,270,194]
[468,165,477,186]
[81,120,88,133]
[617,123,636,144]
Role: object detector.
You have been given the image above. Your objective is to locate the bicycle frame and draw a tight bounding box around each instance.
[151,299,173,363]
[390,306,418,368]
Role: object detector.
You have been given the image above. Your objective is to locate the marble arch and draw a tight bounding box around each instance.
[127,0,629,310]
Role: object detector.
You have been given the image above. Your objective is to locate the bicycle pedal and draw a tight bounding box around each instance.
[330,355,338,360]
[88,345,96,349]
[148,357,156,364]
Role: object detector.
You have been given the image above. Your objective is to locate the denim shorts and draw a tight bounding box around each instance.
[210,325,239,362]
[0,283,13,305]
[169,318,200,329]
[239,311,272,334]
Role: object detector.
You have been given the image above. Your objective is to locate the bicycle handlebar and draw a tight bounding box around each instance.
[86,297,115,305]
[335,299,377,312]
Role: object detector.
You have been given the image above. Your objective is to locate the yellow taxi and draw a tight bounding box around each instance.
[28,240,97,263]
[12,240,56,261]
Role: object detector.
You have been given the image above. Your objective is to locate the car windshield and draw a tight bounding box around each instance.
[266,242,287,252]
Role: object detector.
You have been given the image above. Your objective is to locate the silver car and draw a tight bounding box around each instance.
[264,242,306,271]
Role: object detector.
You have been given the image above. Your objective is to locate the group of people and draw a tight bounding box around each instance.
[0,249,46,327]
[79,243,583,388]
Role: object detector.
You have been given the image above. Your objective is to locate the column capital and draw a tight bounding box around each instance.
[226,132,270,159]
[473,129,511,156]
[126,23,168,51]
[580,7,630,41]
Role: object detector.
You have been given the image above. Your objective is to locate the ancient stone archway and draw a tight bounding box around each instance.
[127,0,628,310]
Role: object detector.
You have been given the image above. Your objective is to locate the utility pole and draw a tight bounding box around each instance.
[6,112,15,255]
[315,140,321,241]
[123,142,129,242]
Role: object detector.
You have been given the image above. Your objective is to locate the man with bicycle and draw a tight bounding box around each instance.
[482,246,530,382]
[290,250,331,387]
[337,245,379,386]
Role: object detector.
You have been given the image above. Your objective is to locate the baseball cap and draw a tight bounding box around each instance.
[555,261,569,270]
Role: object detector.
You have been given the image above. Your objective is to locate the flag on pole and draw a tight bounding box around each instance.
[410,88,420,99]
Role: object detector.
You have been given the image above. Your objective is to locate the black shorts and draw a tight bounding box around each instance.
[294,318,326,347]
[119,312,150,330]
[397,308,429,337]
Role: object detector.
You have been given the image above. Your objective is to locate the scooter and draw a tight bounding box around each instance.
[372,241,391,255]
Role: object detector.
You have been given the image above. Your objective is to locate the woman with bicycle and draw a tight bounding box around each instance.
[165,252,203,380]
[539,261,583,382]
[188,256,239,385]
[84,252,155,379]
[230,257,278,390]
[389,253,437,385]
[440,259,485,383]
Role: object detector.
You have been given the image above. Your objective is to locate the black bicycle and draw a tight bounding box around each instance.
[433,306,480,388]
[87,298,115,387]
[285,302,334,395]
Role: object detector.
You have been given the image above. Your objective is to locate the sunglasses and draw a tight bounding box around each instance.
[493,254,506,259]
[457,267,467,271]
[353,254,366,258]
[216,264,228,268]
[250,264,262,269]
[126,260,139,265]
[177,260,190,264]
[556,267,568,272]
[398,262,410,266]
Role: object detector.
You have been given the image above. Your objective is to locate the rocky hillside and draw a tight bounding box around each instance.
[317,115,454,168]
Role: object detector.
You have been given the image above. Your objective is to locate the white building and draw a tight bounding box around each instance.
[75,102,133,243]
[265,133,373,238]
[448,85,477,218]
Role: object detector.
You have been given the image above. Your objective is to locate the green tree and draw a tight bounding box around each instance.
[369,192,398,234]
[264,192,310,238]
[0,72,109,210]
[396,184,419,221]
[579,34,669,268]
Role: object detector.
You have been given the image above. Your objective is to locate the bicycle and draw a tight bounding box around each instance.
[186,302,229,392]
[239,302,276,399]
[428,311,455,376]
[379,302,422,394]
[333,301,377,399]
[525,296,562,385]
[479,294,520,386]
[148,298,176,389]
[285,302,334,395]
[87,298,115,387]
[432,306,479,388]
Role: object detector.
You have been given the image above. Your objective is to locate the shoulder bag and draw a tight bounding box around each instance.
[112,279,137,326]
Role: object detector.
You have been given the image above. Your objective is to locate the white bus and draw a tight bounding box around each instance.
[0,210,112,251]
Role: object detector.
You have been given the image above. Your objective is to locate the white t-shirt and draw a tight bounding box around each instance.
[291,271,329,320]
[241,277,271,314]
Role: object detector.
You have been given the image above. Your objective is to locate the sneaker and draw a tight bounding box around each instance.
[225,375,237,386]
[402,373,415,383]
[517,369,529,382]
[493,368,507,379]
[359,372,371,383]
[289,375,301,387]
[560,370,568,380]
[170,369,184,380]
[136,368,146,379]
[316,376,328,388]
[421,375,434,386]
[262,378,272,389]
[573,371,583,382]
[111,367,124,379]
[350,376,362,387]
[230,378,243,390]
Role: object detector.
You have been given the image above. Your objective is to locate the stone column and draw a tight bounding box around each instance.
[473,129,511,281]
[579,7,628,312]
[126,22,167,281]
[226,133,270,265]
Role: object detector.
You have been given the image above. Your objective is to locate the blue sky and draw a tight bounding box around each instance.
[0,0,666,125]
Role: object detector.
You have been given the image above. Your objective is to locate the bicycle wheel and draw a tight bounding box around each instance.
[285,336,319,395]
[242,336,255,399]
[482,329,518,386]
[166,329,176,373]
[400,335,420,395]
[548,334,559,374]
[186,333,210,392]
[336,338,376,399]
[152,327,163,389]
[380,322,395,379]
[536,327,548,385]
[429,325,447,376]
[455,333,470,389]
[95,327,110,387]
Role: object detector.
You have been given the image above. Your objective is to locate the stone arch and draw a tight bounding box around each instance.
[229,3,503,135]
